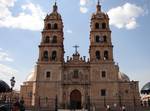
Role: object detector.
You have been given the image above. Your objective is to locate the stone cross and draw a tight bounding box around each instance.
[73,45,79,54]
[98,0,100,4]
[98,0,103,5]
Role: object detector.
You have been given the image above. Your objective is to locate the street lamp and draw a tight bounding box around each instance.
[115,92,122,109]
[148,97,150,107]
[10,77,16,91]
[118,93,122,108]
[28,92,32,107]
[87,96,90,111]
[55,95,58,111]
[131,81,136,111]
[103,96,106,107]
[10,76,16,110]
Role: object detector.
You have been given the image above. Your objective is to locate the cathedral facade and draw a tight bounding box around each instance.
[20,1,140,111]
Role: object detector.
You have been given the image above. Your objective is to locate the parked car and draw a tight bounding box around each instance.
[0,104,11,111]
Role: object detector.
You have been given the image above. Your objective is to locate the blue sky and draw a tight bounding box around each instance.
[0,0,150,90]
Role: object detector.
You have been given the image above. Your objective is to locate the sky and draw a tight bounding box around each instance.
[0,0,150,91]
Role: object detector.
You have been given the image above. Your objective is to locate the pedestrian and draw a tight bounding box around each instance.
[12,100,20,111]
[19,98,25,111]
[106,105,111,111]
[122,105,126,111]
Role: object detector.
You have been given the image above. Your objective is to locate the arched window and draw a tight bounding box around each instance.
[52,36,57,43]
[95,35,100,43]
[43,51,48,61]
[54,23,58,29]
[102,23,106,29]
[96,51,100,60]
[45,36,50,43]
[103,36,107,42]
[104,51,109,60]
[47,23,51,29]
[51,51,57,61]
[95,23,99,29]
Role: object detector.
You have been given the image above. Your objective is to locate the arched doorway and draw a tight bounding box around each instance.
[70,89,82,109]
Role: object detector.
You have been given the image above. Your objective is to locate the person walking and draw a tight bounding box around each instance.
[106,105,111,111]
[12,100,20,111]
[122,105,126,111]
[19,97,25,111]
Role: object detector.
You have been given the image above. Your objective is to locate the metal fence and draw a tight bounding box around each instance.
[1,97,150,111]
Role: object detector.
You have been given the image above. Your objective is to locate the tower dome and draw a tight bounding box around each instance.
[141,82,150,94]
[45,2,62,21]
[26,68,36,82]
[0,80,10,93]
[118,72,130,81]
[91,1,109,20]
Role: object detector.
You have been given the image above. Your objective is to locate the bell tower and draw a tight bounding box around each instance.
[38,2,64,64]
[33,2,64,108]
[89,1,114,63]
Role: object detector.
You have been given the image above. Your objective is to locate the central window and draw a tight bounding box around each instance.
[95,35,100,43]
[46,71,51,78]
[45,36,50,43]
[51,51,57,61]
[43,51,48,61]
[96,51,100,60]
[73,70,79,79]
[101,89,106,96]
[102,71,106,78]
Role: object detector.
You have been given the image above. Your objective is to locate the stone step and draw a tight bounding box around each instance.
[58,109,88,111]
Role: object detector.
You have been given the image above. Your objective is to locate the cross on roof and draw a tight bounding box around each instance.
[73,45,79,54]
[98,0,102,5]
[54,0,57,5]
[98,0,100,5]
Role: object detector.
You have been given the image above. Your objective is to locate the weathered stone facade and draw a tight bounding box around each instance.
[20,1,141,111]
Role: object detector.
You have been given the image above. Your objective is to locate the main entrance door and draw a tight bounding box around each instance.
[70,89,82,109]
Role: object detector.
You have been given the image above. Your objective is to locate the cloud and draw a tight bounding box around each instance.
[66,29,73,34]
[80,0,87,6]
[80,7,88,13]
[0,1,45,31]
[79,0,89,13]
[107,3,144,30]
[0,49,13,62]
[0,0,16,7]
[0,64,18,76]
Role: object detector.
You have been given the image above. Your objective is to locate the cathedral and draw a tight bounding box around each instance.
[20,1,141,111]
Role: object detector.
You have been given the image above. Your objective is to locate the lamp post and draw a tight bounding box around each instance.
[10,76,16,110]
[118,93,122,108]
[131,81,136,111]
[87,96,90,111]
[148,97,150,107]
[55,95,58,111]
[10,77,16,91]
[28,92,32,107]
[115,92,122,109]
[38,96,41,111]
[104,96,106,107]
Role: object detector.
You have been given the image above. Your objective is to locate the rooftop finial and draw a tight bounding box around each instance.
[98,0,100,5]
[55,0,57,5]
[97,0,101,12]
[73,45,80,55]
[53,0,58,12]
